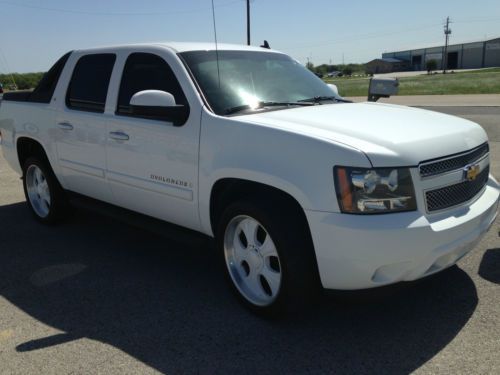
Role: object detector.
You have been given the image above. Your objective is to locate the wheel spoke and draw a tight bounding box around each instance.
[232,231,248,263]
[239,218,259,246]
[246,270,263,296]
[39,180,48,191]
[38,181,46,197]
[41,198,50,212]
[259,236,277,258]
[34,168,43,184]
[261,266,281,297]
[42,190,51,205]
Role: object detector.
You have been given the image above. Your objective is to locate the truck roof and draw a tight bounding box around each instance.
[74,42,281,54]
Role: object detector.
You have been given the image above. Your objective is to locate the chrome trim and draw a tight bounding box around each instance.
[422,161,490,214]
[419,143,489,179]
[423,185,487,215]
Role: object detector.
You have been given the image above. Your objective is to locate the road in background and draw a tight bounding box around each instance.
[373,68,487,79]
[347,94,500,106]
[0,106,499,374]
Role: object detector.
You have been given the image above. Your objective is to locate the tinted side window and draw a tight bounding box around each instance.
[66,54,116,113]
[117,53,188,116]
[30,51,72,103]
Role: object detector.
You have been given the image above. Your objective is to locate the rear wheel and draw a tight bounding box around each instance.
[217,198,319,316]
[22,157,70,224]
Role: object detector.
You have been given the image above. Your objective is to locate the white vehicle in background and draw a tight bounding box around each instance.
[327,71,341,78]
[0,42,498,315]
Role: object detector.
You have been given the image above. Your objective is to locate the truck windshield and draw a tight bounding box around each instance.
[180,50,343,116]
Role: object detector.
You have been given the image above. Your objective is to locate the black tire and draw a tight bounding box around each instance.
[216,197,320,317]
[22,157,70,224]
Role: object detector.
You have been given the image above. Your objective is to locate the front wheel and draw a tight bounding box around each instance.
[224,214,283,307]
[217,199,320,316]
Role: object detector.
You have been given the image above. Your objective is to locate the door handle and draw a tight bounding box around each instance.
[109,131,129,141]
[57,122,74,130]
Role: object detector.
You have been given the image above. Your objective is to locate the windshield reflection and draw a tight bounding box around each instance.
[181,50,342,115]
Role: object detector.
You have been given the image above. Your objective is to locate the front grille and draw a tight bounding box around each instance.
[419,143,489,178]
[425,165,489,212]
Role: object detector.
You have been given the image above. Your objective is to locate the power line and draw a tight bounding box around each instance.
[277,17,500,53]
[0,0,242,16]
[282,23,443,51]
[454,17,500,23]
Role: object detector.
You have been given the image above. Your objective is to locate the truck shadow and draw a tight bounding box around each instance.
[478,247,500,284]
[0,202,478,374]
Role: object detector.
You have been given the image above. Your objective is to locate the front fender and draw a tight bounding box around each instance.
[198,109,371,236]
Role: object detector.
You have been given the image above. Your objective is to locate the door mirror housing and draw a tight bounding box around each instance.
[130,89,176,107]
[327,83,339,96]
[129,90,189,126]
[368,78,399,102]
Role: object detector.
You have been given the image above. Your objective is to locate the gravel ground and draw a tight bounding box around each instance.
[0,106,498,374]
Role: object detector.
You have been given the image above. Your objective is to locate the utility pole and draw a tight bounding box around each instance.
[246,0,250,45]
[443,16,452,73]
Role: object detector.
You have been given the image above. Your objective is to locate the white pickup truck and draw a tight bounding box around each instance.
[0,43,498,315]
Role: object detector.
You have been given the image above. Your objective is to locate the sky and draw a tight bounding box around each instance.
[0,0,499,73]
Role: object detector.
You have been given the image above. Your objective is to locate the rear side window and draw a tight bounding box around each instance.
[66,54,116,113]
[116,53,188,116]
[30,51,72,103]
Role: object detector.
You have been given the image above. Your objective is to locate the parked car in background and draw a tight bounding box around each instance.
[0,83,3,94]
[327,71,341,78]
[0,43,498,316]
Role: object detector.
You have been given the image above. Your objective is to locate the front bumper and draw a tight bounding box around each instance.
[306,176,499,290]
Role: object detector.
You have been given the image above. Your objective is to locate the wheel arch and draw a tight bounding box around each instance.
[209,177,322,295]
[17,137,50,168]
[16,137,62,187]
[209,177,313,242]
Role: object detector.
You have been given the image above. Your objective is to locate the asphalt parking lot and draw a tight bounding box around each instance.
[0,106,499,374]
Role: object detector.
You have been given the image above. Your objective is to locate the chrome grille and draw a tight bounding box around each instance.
[425,165,489,212]
[419,143,489,178]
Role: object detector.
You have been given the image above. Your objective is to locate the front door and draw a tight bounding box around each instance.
[105,52,201,231]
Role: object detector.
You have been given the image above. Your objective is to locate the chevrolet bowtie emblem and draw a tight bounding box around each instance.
[464,164,481,181]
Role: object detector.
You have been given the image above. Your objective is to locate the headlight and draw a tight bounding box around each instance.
[334,166,417,214]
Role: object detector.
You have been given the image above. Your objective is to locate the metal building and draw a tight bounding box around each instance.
[365,58,410,74]
[381,37,500,71]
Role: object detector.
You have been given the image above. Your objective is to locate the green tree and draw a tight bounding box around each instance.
[0,72,45,90]
[426,59,437,74]
[342,67,353,76]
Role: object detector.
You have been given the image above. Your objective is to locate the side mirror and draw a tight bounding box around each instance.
[130,89,176,107]
[130,90,189,126]
[327,83,339,96]
[368,78,399,102]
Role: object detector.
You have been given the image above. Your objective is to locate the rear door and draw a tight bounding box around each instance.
[55,53,115,201]
[105,51,201,231]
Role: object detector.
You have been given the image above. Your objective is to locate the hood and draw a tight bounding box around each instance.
[237,102,488,167]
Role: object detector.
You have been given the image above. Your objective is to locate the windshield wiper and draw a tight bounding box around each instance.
[225,101,314,115]
[298,96,351,103]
